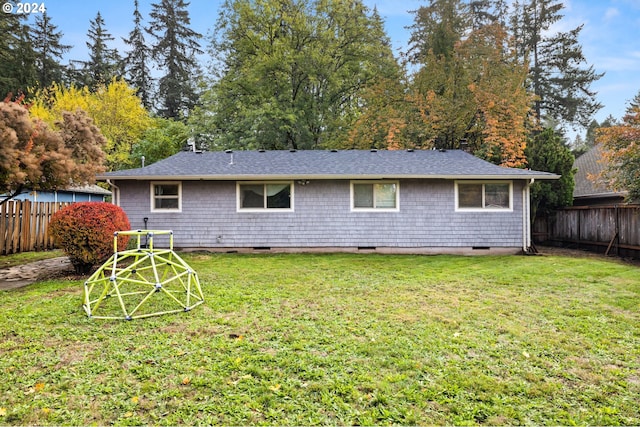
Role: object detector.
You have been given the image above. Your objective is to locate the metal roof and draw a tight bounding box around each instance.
[99,149,559,181]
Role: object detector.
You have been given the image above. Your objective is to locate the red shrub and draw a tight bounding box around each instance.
[49,202,131,273]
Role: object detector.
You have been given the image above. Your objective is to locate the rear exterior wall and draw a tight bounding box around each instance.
[114,179,526,251]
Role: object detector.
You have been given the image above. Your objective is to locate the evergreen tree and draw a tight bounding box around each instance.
[75,12,122,89]
[147,0,203,119]
[510,0,602,128]
[123,0,154,109]
[0,11,36,97]
[31,13,72,89]
[525,127,575,221]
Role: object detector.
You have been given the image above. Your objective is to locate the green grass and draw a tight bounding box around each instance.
[0,253,638,425]
[0,250,64,269]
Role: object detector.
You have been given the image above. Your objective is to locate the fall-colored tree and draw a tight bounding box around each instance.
[30,79,154,170]
[407,3,532,166]
[596,92,640,201]
[0,100,105,204]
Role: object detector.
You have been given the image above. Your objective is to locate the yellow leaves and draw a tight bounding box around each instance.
[131,396,139,404]
[0,407,6,417]
[29,78,154,169]
[268,383,281,391]
[182,377,191,385]
[34,382,45,392]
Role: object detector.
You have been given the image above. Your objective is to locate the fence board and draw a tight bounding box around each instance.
[0,200,70,255]
[536,205,640,259]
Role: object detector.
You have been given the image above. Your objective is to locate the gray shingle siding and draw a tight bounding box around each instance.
[117,179,525,250]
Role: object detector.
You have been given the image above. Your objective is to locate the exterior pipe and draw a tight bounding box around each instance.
[106,179,119,206]
[523,179,534,252]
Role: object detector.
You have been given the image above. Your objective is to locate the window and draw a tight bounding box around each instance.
[456,181,511,211]
[238,182,293,211]
[351,181,399,211]
[151,182,181,211]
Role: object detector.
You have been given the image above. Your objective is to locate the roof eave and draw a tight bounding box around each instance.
[98,173,560,181]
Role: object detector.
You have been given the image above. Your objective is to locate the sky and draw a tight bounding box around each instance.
[15,0,640,136]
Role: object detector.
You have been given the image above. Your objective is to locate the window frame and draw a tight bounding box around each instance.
[150,181,182,212]
[454,180,513,212]
[350,180,400,212]
[236,181,295,212]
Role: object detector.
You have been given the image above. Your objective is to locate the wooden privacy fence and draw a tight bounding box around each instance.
[534,205,640,259]
[0,200,70,255]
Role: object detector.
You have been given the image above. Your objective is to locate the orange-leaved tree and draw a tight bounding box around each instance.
[596,92,640,201]
[0,97,106,204]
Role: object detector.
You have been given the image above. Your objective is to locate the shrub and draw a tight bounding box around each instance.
[49,202,131,274]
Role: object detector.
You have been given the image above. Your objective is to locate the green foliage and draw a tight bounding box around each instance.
[0,10,36,98]
[73,12,122,90]
[49,202,130,273]
[525,127,575,219]
[1,253,639,424]
[195,0,400,150]
[31,13,71,89]
[130,118,189,166]
[510,0,602,127]
[148,0,203,119]
[122,0,153,109]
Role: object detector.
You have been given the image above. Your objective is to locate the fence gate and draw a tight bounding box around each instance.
[0,200,70,255]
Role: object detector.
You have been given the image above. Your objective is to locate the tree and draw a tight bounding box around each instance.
[525,127,575,221]
[75,12,122,89]
[406,1,532,166]
[148,0,203,119]
[196,0,400,150]
[596,91,640,201]
[510,0,602,128]
[30,79,154,170]
[31,13,72,89]
[130,118,189,166]
[123,0,154,109]
[0,11,36,98]
[0,100,105,204]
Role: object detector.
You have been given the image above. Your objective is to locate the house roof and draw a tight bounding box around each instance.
[573,145,625,199]
[99,149,559,181]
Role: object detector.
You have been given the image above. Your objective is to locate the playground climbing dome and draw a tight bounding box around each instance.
[83,230,204,320]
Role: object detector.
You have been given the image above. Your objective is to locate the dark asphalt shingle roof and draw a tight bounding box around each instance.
[99,149,559,180]
[573,145,625,198]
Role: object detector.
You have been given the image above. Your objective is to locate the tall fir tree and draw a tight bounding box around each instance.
[123,0,154,109]
[510,0,602,128]
[31,13,72,89]
[74,12,122,89]
[0,11,36,98]
[147,0,203,119]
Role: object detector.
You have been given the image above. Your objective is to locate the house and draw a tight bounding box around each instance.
[1,184,111,203]
[573,145,627,206]
[98,149,558,255]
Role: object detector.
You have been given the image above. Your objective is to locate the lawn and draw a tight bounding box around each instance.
[0,252,638,425]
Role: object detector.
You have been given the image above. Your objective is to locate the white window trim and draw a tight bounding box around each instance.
[350,180,400,212]
[236,181,295,212]
[150,181,182,212]
[454,180,513,212]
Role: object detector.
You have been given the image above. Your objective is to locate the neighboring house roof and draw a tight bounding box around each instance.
[63,184,112,195]
[99,149,559,181]
[573,145,626,200]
